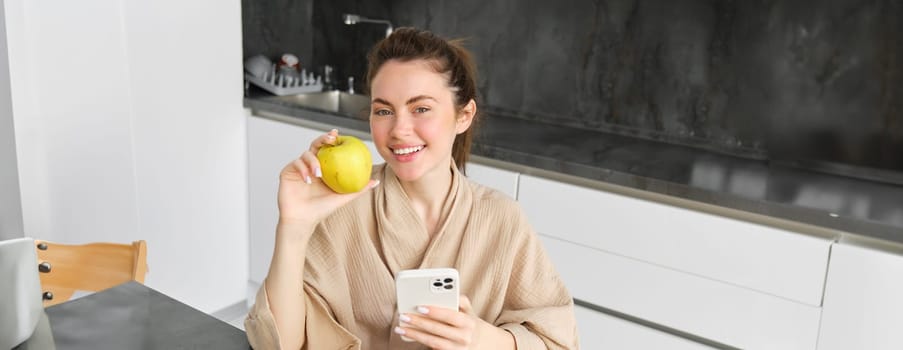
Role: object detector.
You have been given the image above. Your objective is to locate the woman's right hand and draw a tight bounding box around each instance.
[276,129,378,233]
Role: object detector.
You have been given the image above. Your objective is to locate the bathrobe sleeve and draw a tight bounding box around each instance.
[494,203,580,350]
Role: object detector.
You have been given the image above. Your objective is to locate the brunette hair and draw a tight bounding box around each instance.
[366,27,479,173]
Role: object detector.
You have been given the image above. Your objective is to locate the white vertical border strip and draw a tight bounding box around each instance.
[0,0,25,240]
[3,0,52,240]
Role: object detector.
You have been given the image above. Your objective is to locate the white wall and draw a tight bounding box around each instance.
[0,0,24,241]
[2,0,248,313]
[7,0,141,243]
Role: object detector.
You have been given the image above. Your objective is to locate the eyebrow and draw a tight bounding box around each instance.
[371,95,438,106]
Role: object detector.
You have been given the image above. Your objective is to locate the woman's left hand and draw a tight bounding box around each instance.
[395,295,515,350]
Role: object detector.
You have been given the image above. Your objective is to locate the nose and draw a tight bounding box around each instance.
[389,112,414,138]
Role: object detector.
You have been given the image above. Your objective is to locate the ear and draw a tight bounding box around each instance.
[455,99,476,134]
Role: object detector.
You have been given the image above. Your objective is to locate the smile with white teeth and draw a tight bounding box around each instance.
[392,145,424,155]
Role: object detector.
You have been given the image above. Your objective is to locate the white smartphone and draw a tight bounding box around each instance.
[395,268,460,342]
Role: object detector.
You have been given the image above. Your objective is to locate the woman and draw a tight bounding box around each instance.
[245,27,578,350]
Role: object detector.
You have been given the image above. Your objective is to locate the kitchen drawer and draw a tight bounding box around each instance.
[520,174,833,306]
[543,235,821,349]
[575,305,716,349]
[817,244,903,350]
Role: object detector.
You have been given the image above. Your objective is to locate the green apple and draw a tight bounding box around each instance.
[317,135,373,193]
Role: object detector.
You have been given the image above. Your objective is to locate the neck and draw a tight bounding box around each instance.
[398,161,454,234]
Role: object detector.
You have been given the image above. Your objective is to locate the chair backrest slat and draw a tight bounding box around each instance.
[34,240,148,307]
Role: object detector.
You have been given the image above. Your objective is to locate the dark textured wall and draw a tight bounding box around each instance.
[243,0,903,174]
[242,0,314,66]
[311,0,389,92]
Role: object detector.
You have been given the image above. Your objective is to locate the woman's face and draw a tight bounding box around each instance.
[369,59,474,183]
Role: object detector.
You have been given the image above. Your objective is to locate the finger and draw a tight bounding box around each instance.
[300,152,322,179]
[297,152,324,184]
[365,179,381,190]
[403,312,473,346]
[330,180,381,203]
[415,305,472,329]
[308,129,339,153]
[459,295,473,315]
[289,158,313,185]
[395,323,461,349]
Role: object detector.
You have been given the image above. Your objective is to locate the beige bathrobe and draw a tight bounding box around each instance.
[245,163,578,349]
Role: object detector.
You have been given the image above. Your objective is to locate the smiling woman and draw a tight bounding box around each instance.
[368,59,475,184]
[245,27,578,350]
[366,28,480,178]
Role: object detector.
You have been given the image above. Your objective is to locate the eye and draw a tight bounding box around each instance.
[373,109,393,117]
[413,106,430,114]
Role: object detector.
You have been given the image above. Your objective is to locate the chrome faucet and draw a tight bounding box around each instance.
[342,13,393,38]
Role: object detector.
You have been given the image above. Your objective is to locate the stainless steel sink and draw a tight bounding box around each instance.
[271,91,371,119]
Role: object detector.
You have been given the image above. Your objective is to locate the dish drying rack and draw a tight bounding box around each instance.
[245,65,324,96]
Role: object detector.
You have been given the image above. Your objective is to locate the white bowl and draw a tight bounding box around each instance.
[244,54,273,79]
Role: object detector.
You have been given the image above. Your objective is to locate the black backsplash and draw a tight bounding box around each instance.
[241,0,314,70]
[243,0,903,179]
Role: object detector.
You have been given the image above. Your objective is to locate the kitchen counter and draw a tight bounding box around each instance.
[245,93,903,247]
[20,281,249,349]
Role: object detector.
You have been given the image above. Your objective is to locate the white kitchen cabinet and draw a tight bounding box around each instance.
[575,306,716,350]
[247,115,383,286]
[519,175,834,307]
[541,235,821,349]
[463,161,519,199]
[817,244,903,350]
[248,116,324,285]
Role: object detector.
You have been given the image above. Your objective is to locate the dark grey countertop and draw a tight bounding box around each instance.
[19,281,249,349]
[245,94,903,247]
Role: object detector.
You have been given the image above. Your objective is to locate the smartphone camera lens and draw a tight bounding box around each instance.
[433,282,443,287]
[444,284,453,290]
[444,278,453,283]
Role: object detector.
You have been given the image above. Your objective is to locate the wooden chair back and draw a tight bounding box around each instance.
[34,240,148,307]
